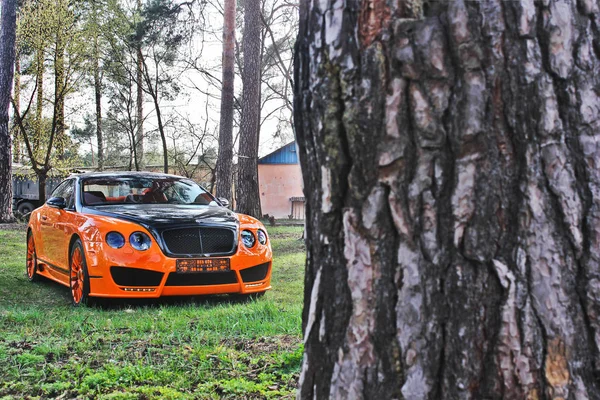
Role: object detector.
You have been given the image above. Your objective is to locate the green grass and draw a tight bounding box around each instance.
[0,225,305,399]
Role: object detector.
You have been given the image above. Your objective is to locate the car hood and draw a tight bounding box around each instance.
[84,204,239,229]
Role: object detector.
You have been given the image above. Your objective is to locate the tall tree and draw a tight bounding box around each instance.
[295,0,600,398]
[0,0,17,222]
[93,32,103,170]
[14,0,84,203]
[214,0,236,200]
[133,0,196,173]
[236,0,262,218]
[52,0,68,158]
[11,47,20,163]
[135,0,144,169]
[84,0,105,170]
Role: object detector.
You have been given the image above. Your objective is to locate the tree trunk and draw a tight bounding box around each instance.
[37,171,47,204]
[94,34,103,171]
[214,0,236,201]
[152,93,168,174]
[235,0,262,218]
[54,27,66,158]
[295,0,600,398]
[135,0,144,170]
[12,51,20,163]
[34,47,43,150]
[0,0,17,223]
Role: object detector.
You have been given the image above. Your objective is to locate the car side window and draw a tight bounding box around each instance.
[51,179,75,210]
[62,181,75,210]
[50,180,69,198]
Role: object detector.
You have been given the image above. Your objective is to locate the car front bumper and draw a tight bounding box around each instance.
[84,240,272,298]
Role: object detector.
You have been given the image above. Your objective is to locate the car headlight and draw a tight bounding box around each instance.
[257,229,267,245]
[106,232,125,249]
[129,232,152,251]
[241,230,255,248]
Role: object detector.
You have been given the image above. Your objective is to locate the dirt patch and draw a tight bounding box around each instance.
[220,334,300,353]
[0,223,27,231]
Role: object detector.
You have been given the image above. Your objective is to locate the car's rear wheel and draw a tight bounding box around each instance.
[70,239,91,306]
[26,232,39,282]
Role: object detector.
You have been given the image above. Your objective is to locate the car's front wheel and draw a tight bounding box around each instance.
[26,232,39,282]
[70,239,91,306]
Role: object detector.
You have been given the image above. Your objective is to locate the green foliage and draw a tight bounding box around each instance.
[0,226,305,399]
[15,0,88,175]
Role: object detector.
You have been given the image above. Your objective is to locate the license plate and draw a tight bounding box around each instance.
[176,259,230,273]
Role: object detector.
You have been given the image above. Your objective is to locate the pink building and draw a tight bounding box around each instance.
[258,142,305,219]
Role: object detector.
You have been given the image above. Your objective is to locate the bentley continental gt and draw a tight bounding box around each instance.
[26,172,272,305]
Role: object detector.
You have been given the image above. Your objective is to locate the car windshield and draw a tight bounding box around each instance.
[81,176,217,206]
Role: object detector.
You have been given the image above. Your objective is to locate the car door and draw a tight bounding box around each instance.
[41,179,75,273]
[38,179,70,264]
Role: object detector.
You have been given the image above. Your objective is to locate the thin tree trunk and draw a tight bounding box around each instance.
[236,0,262,218]
[12,51,20,163]
[34,47,43,150]
[0,0,17,222]
[295,0,600,398]
[139,53,169,174]
[37,171,47,204]
[152,93,168,174]
[93,35,103,171]
[135,0,144,170]
[54,24,66,158]
[215,0,236,201]
[89,136,94,166]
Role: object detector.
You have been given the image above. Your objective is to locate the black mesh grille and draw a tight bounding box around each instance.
[202,230,234,253]
[165,271,238,286]
[240,263,270,283]
[162,228,235,255]
[110,267,164,286]
[163,229,202,254]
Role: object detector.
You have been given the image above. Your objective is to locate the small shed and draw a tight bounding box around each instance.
[258,142,304,219]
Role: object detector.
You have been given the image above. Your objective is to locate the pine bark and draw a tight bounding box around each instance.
[215,0,236,201]
[0,0,17,222]
[295,0,600,398]
[236,0,262,218]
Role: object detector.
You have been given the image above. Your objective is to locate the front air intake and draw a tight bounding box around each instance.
[165,271,238,286]
[239,262,270,283]
[110,267,164,287]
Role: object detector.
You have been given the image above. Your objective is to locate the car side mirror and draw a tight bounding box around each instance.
[47,196,67,209]
[217,197,230,208]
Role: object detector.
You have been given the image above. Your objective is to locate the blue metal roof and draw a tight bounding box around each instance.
[258,141,298,164]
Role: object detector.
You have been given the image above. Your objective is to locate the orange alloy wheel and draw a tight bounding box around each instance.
[70,241,90,306]
[26,233,38,282]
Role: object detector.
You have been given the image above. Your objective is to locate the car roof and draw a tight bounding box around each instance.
[75,171,188,181]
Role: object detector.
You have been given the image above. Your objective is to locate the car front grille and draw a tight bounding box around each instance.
[162,227,236,256]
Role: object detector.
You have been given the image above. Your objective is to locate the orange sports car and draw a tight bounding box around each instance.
[26,172,272,305]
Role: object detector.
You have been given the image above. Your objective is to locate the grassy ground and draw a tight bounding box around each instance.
[0,225,305,399]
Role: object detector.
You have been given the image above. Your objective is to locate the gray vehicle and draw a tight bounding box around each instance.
[12,175,64,215]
